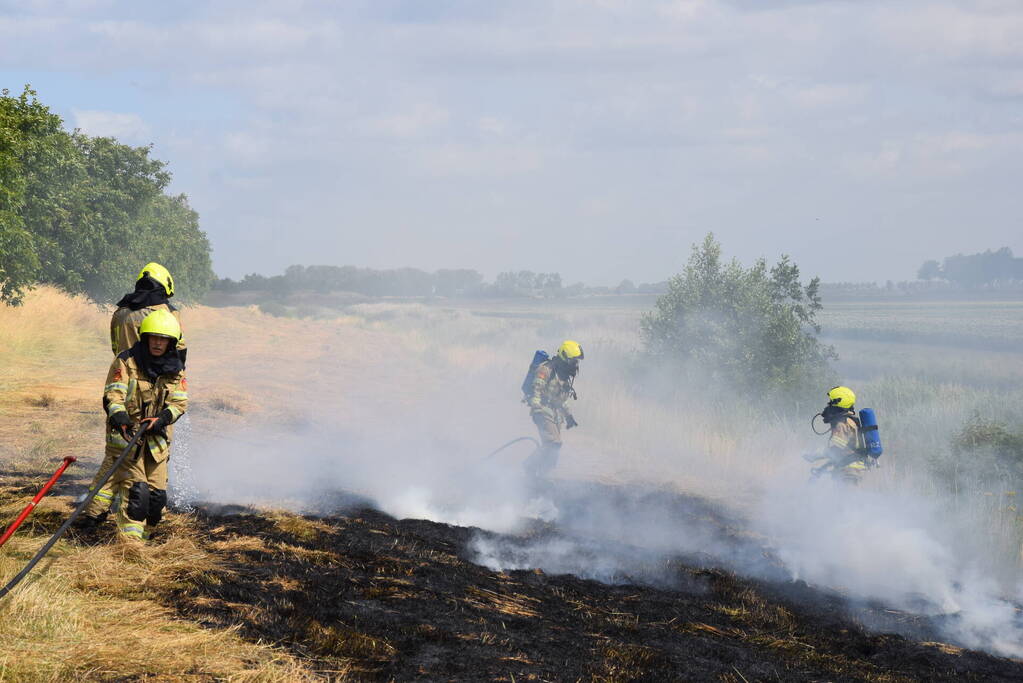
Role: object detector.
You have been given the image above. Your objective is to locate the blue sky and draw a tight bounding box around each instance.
[2,0,1021,284]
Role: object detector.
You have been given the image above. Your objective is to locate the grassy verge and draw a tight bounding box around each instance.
[0,288,318,680]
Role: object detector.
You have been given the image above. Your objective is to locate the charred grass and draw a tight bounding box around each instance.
[151,504,1023,682]
[4,471,1023,681]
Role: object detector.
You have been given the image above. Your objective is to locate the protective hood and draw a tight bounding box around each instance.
[553,357,578,381]
[129,339,184,380]
[116,275,171,311]
[820,404,854,425]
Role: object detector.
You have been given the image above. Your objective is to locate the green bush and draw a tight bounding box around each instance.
[938,415,1023,490]
[640,233,836,402]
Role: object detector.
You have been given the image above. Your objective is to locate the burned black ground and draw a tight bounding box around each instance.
[145,483,1023,682]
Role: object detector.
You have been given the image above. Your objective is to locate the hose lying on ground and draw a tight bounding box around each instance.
[483,436,539,460]
[0,428,147,600]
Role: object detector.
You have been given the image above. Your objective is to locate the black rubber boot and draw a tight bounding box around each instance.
[68,514,101,542]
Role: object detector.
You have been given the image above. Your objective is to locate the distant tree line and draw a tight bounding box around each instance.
[918,247,1023,288]
[212,264,668,299]
[0,86,214,305]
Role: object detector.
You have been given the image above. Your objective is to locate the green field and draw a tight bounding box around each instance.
[821,299,1023,352]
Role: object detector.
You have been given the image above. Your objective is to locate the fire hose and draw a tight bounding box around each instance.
[0,427,147,600]
[0,456,77,549]
[483,436,539,460]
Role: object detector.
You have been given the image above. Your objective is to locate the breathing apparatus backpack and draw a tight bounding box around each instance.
[858,408,883,458]
[811,406,884,459]
[521,350,549,400]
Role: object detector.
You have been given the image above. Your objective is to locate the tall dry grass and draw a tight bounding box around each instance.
[0,286,108,361]
[0,529,315,681]
[0,288,323,681]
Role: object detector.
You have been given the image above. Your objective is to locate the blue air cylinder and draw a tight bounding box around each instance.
[859,408,883,457]
[521,350,550,397]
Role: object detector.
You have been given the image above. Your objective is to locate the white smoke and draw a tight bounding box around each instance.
[758,477,1023,658]
[186,401,1023,658]
[180,304,1023,660]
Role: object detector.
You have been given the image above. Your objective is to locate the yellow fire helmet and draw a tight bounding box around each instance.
[139,309,181,341]
[827,386,856,410]
[137,262,174,297]
[557,340,584,362]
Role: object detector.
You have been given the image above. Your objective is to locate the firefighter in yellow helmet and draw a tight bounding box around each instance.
[77,310,188,541]
[77,263,187,529]
[809,386,869,484]
[110,262,185,356]
[524,340,583,480]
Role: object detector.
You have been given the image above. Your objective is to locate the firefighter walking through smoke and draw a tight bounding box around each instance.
[523,340,583,480]
[76,309,188,541]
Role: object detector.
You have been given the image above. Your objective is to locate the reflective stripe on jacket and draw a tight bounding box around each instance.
[103,351,188,461]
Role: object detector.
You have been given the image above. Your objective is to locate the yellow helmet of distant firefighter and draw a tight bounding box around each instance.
[827,386,856,410]
[556,340,584,362]
[139,309,181,341]
[137,262,174,297]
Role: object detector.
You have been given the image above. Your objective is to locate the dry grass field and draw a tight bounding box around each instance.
[1,287,1022,680]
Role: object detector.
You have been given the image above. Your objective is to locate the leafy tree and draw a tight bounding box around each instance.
[641,233,835,399]
[435,268,483,297]
[30,135,170,302]
[917,260,941,281]
[133,193,215,302]
[538,272,562,297]
[0,86,215,305]
[931,415,1023,494]
[942,247,1019,287]
[919,248,1023,288]
[0,87,63,304]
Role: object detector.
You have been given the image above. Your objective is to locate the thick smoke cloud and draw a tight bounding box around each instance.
[187,411,1023,657]
[181,303,1023,659]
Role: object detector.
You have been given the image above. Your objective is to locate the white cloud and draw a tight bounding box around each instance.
[71,109,150,141]
[788,83,867,109]
[410,141,548,177]
[5,0,1020,281]
[875,4,1023,61]
[359,103,451,139]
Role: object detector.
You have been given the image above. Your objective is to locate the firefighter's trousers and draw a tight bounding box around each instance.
[85,435,169,541]
[525,411,562,479]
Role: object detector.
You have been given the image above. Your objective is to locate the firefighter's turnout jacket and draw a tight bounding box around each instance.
[110,304,185,355]
[527,359,577,454]
[87,305,184,523]
[528,361,576,425]
[828,412,866,483]
[85,349,188,541]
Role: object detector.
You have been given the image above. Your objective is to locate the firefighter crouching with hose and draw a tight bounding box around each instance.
[75,309,187,541]
[804,385,881,484]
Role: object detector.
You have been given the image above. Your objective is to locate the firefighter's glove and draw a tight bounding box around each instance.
[109,411,134,438]
[565,414,578,430]
[140,409,174,433]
